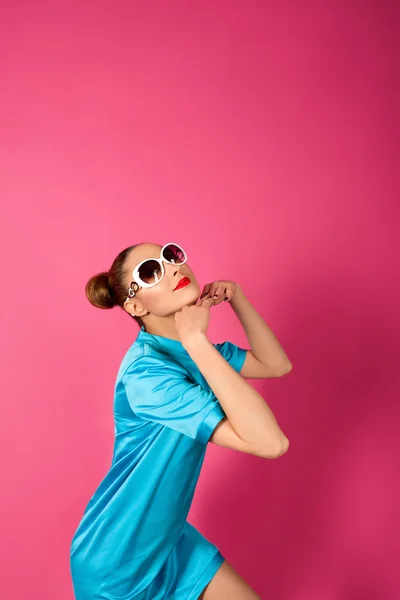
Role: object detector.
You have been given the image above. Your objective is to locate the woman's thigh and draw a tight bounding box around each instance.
[198,559,261,600]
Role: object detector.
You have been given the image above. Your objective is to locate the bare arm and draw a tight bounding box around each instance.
[182,333,289,458]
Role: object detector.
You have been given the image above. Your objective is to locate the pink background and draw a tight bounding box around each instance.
[1,1,399,598]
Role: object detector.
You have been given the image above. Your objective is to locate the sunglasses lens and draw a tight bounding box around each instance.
[136,244,186,287]
[138,259,162,284]
[163,244,186,264]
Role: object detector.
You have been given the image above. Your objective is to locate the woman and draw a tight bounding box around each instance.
[70,241,291,599]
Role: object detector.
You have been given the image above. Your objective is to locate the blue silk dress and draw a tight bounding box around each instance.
[70,325,247,599]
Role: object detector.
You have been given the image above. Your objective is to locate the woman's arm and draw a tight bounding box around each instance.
[230,285,292,377]
[182,333,289,458]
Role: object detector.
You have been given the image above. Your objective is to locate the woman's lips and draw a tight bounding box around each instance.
[174,277,191,290]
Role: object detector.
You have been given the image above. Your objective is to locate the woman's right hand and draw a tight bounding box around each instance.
[174,296,215,344]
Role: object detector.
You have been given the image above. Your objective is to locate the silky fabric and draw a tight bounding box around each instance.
[70,325,247,599]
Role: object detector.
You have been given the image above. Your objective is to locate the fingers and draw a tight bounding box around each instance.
[199,296,215,307]
[200,283,212,299]
[212,284,228,302]
[200,282,230,304]
[202,290,226,305]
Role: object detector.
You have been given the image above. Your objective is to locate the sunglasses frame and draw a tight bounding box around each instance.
[126,242,187,300]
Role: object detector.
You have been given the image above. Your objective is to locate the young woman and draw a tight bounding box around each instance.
[70,241,291,600]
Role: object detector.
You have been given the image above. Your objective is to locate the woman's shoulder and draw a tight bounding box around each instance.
[116,340,185,383]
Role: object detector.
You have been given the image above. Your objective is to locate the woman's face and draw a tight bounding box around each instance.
[123,243,201,319]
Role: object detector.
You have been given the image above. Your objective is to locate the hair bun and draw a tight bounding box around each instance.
[85,271,116,309]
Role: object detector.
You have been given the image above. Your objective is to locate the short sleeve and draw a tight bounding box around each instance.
[122,354,226,445]
[213,340,248,374]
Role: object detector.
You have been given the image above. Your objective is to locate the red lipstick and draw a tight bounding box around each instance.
[174,277,191,291]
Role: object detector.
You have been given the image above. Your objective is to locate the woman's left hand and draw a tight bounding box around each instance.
[198,280,241,305]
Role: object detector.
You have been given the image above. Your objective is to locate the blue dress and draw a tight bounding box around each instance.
[70,325,247,599]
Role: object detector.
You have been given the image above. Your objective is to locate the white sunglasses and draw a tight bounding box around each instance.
[127,242,187,299]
